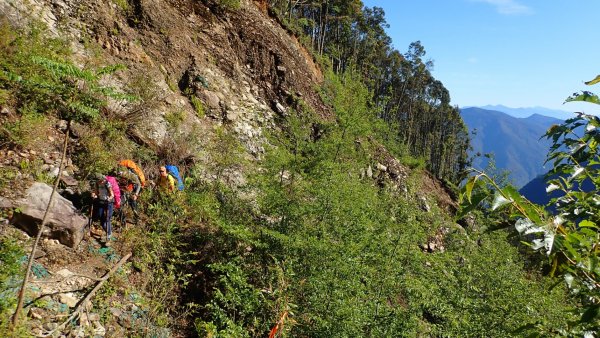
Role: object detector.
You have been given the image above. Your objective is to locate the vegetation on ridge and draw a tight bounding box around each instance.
[0,2,584,338]
[460,77,600,335]
[268,0,471,183]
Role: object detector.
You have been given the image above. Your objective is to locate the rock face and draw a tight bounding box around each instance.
[11,183,87,248]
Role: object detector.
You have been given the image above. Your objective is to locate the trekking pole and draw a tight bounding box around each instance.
[87,203,94,237]
[104,205,108,242]
[119,194,127,230]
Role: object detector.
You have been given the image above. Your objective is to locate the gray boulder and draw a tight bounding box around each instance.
[11,183,87,248]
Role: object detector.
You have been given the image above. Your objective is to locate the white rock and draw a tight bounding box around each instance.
[274,102,286,115]
[55,268,74,278]
[366,166,373,178]
[93,321,106,336]
[59,293,78,308]
[376,163,387,172]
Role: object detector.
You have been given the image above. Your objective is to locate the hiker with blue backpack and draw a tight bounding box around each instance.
[157,166,175,193]
[157,165,184,194]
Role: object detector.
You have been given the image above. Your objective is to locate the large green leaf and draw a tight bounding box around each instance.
[464,176,477,203]
[456,191,487,220]
[565,91,600,105]
[579,220,597,229]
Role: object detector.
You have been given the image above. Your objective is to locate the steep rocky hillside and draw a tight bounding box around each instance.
[3,0,327,161]
[0,0,449,334]
[0,0,455,216]
[0,1,574,337]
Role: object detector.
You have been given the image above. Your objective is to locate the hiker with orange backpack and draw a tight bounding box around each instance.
[91,173,115,245]
[117,160,145,225]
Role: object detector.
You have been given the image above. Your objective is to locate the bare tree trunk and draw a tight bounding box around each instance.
[11,122,70,329]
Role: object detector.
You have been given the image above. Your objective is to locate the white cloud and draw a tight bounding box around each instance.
[471,0,532,15]
[467,57,479,64]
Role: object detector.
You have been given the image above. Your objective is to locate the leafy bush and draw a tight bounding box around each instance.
[0,234,24,326]
[2,106,48,149]
[0,20,130,124]
[185,71,573,336]
[190,95,205,118]
[459,75,600,335]
[216,0,241,11]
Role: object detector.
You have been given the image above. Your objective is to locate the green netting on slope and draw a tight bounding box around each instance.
[87,245,120,263]
[19,255,49,278]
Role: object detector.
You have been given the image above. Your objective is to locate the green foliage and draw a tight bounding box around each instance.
[0,166,18,190]
[164,110,185,129]
[458,76,600,335]
[111,0,130,11]
[401,153,426,169]
[0,20,129,124]
[204,126,248,182]
[2,106,48,149]
[215,0,241,11]
[0,234,24,326]
[190,95,205,118]
[116,196,199,335]
[74,119,135,177]
[183,71,572,336]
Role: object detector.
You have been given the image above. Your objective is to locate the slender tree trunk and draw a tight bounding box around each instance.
[12,122,70,329]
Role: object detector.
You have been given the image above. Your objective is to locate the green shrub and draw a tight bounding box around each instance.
[190,95,205,118]
[0,20,130,123]
[216,0,241,11]
[112,0,129,11]
[3,108,48,149]
[164,110,185,129]
[0,234,24,324]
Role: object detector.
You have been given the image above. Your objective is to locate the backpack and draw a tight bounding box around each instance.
[105,175,122,209]
[165,164,184,191]
[118,159,146,187]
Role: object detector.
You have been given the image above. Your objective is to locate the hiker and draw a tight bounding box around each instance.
[165,164,185,191]
[157,165,176,194]
[91,173,115,245]
[116,167,141,224]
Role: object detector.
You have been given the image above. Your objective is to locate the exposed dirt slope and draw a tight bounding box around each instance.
[85,0,326,111]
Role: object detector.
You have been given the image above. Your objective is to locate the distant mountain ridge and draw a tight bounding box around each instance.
[470,104,572,120]
[460,107,563,187]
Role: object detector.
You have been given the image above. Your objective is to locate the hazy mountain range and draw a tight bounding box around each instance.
[460,106,565,187]
[472,104,573,120]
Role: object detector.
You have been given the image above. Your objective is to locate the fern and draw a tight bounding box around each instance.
[96,85,138,101]
[30,56,97,81]
[68,102,100,120]
[95,64,127,76]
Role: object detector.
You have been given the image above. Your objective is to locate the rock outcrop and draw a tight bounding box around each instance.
[11,183,87,248]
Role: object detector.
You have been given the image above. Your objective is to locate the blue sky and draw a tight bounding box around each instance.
[361,0,600,115]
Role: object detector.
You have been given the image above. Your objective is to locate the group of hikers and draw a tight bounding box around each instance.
[89,160,184,246]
